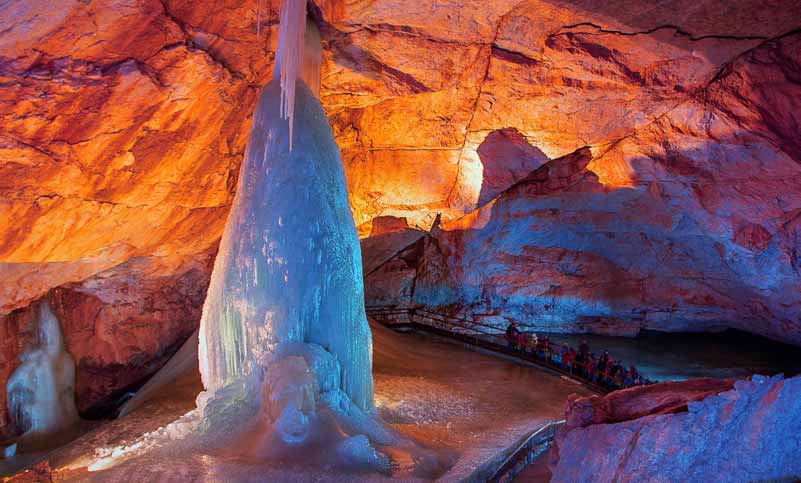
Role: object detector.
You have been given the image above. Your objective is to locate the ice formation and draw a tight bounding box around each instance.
[96,4,396,474]
[191,0,384,465]
[274,0,322,150]
[5,301,79,442]
[198,2,373,413]
[197,71,375,406]
[198,78,374,416]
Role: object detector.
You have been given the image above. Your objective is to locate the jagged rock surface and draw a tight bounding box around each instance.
[562,378,737,430]
[364,31,801,344]
[2,0,801,433]
[552,375,801,482]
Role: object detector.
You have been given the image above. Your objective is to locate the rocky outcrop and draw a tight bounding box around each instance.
[363,32,801,345]
[562,378,737,430]
[322,0,801,234]
[368,216,411,238]
[475,128,549,205]
[552,375,801,482]
[0,253,212,437]
[359,216,426,277]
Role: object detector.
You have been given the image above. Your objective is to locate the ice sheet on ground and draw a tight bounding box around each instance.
[27,320,591,481]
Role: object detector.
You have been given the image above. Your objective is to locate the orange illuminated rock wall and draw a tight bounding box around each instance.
[1,0,800,434]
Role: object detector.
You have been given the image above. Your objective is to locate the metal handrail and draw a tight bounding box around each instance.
[365,305,652,393]
[367,305,525,335]
[487,419,565,482]
[416,308,505,333]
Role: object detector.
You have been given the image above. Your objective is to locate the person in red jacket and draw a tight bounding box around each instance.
[517,331,527,353]
[564,347,576,374]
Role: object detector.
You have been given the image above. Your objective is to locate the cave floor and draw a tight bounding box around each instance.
[7,320,592,481]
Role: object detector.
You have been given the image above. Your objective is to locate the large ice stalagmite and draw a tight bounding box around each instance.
[198,12,375,418]
[198,77,375,412]
[5,301,79,449]
[119,3,375,432]
[91,6,395,473]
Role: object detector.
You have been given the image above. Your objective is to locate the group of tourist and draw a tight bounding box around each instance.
[504,321,650,390]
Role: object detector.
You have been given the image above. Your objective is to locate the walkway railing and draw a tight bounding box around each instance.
[488,419,564,483]
[366,305,651,394]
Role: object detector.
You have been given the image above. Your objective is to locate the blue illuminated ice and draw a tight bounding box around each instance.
[189,8,386,466]
[94,7,396,474]
[4,301,79,449]
[187,78,386,476]
[198,78,375,413]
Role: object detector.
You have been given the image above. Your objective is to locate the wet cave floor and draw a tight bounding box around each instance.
[6,321,592,481]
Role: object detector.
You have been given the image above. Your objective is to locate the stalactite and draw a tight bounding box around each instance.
[256,0,262,38]
[275,0,308,151]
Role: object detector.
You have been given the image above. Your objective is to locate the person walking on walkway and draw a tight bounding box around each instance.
[542,335,551,362]
[552,342,564,365]
[565,347,577,375]
[505,321,520,350]
[579,340,590,359]
[526,332,538,355]
[517,331,527,353]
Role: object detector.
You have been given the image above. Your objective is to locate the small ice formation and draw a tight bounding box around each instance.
[4,301,79,451]
[274,0,322,149]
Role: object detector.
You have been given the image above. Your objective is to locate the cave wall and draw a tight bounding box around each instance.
[2,0,801,433]
[0,253,212,437]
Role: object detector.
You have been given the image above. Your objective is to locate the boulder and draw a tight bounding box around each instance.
[562,378,737,430]
[552,375,801,482]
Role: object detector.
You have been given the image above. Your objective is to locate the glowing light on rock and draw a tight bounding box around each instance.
[443,134,485,221]
[440,200,497,232]
[587,146,637,188]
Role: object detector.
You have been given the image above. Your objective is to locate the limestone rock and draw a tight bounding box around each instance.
[552,375,801,482]
[364,33,801,346]
[368,216,410,238]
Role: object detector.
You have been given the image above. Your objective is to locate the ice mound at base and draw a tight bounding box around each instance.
[552,373,801,482]
[3,301,79,457]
